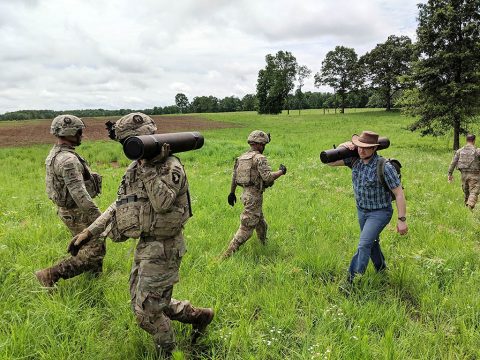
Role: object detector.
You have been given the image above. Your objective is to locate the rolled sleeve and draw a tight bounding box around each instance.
[61,158,100,217]
[256,156,275,184]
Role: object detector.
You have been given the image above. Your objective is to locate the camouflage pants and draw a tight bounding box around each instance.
[461,171,480,208]
[48,207,105,280]
[130,234,200,352]
[228,188,267,252]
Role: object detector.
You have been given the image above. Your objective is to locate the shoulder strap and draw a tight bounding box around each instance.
[376,157,389,192]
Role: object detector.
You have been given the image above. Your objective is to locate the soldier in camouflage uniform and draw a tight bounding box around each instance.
[35,115,105,287]
[222,130,287,259]
[68,113,213,357]
[448,134,480,209]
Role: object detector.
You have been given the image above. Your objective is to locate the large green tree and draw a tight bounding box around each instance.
[314,46,363,113]
[295,65,312,115]
[407,0,480,149]
[241,94,257,111]
[360,35,416,111]
[175,93,190,113]
[256,51,298,114]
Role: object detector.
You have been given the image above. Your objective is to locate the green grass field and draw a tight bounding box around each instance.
[1,110,479,359]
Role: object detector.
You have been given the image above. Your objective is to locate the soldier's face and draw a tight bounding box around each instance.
[64,130,83,146]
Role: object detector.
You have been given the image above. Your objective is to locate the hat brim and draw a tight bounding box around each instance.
[351,134,379,148]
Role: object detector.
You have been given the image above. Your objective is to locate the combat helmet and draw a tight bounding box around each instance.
[50,115,85,137]
[247,130,270,145]
[114,112,157,142]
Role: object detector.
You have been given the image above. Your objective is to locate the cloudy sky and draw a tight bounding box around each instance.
[0,0,424,113]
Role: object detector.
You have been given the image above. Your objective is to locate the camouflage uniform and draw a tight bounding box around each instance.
[84,113,212,354]
[37,115,105,286]
[448,144,480,208]
[223,130,280,258]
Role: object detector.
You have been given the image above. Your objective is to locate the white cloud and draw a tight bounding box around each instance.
[0,0,425,113]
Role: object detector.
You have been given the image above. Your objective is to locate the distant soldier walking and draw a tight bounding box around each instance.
[35,115,105,287]
[448,134,480,209]
[68,113,213,357]
[223,130,287,258]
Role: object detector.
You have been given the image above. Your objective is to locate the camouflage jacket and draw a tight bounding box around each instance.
[88,155,191,240]
[448,144,480,174]
[45,144,101,219]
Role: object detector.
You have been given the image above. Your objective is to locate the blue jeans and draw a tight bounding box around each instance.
[348,206,393,282]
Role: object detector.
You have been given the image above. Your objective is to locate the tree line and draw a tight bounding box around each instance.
[1,0,478,149]
[254,0,480,149]
[0,90,375,122]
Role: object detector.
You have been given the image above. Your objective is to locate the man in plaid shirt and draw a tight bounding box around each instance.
[328,131,408,285]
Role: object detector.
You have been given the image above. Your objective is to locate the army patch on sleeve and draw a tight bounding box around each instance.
[172,171,181,184]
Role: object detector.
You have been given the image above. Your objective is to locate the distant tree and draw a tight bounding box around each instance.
[314,46,363,113]
[303,91,331,109]
[152,106,163,115]
[191,96,219,113]
[256,51,298,114]
[241,94,257,111]
[175,93,190,113]
[295,65,312,114]
[219,96,242,112]
[162,105,180,114]
[405,0,480,149]
[360,35,416,111]
[346,89,372,108]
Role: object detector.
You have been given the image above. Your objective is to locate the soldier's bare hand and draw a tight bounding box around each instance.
[67,229,92,256]
[448,175,453,183]
[148,143,171,165]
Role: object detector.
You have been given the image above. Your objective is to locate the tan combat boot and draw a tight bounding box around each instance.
[191,308,214,344]
[221,242,238,259]
[35,268,57,288]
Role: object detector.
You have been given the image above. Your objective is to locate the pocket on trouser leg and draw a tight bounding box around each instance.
[137,259,180,294]
[240,213,260,228]
[76,239,106,263]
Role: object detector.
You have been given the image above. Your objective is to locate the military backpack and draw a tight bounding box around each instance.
[377,157,403,201]
[235,152,261,186]
[457,146,478,170]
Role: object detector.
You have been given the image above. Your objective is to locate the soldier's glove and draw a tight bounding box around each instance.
[67,229,93,256]
[279,164,287,175]
[227,192,237,207]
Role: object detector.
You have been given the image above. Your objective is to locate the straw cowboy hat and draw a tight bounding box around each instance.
[351,131,380,148]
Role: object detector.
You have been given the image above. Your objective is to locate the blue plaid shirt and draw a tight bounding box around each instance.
[344,153,400,210]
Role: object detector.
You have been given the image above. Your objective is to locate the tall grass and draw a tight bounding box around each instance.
[0,110,479,359]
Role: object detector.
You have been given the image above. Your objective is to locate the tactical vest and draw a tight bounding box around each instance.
[45,146,102,208]
[235,151,262,187]
[114,157,191,239]
[457,146,480,171]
